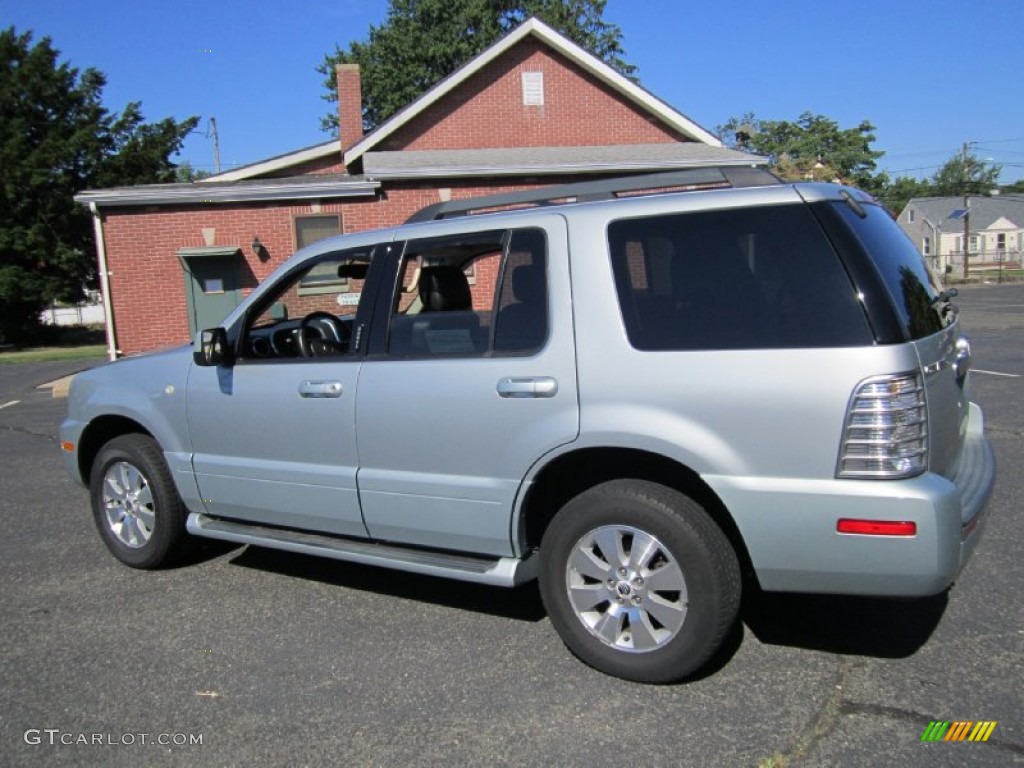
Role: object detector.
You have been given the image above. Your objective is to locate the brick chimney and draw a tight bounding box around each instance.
[336,64,364,151]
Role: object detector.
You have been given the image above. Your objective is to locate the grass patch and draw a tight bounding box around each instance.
[0,344,107,364]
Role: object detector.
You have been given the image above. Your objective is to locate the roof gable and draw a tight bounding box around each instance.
[205,17,720,183]
[345,17,720,164]
[986,215,1019,231]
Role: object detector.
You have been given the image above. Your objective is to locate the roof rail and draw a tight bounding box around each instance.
[405,167,780,223]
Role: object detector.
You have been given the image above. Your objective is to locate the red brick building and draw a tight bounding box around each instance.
[76,18,760,358]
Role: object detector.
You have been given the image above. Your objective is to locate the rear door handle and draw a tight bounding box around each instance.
[497,376,558,399]
[298,380,343,398]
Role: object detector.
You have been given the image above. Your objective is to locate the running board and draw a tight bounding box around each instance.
[186,513,536,587]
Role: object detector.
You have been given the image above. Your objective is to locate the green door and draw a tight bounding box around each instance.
[179,247,244,336]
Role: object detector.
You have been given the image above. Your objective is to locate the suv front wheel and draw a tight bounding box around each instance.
[539,480,740,683]
[89,434,189,569]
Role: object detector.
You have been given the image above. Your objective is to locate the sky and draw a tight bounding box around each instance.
[6,0,1024,183]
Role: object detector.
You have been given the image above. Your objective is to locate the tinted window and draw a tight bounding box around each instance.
[608,204,872,351]
[831,202,948,339]
[387,228,548,357]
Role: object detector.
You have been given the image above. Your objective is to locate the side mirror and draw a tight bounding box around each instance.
[193,328,234,367]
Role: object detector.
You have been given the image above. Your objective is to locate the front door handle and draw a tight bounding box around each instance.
[298,380,343,398]
[497,376,558,399]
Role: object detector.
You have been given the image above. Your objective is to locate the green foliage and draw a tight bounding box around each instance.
[718,112,1012,216]
[317,0,635,133]
[175,161,212,182]
[718,112,884,189]
[0,27,197,344]
[870,172,934,216]
[875,154,1002,214]
[930,152,1001,197]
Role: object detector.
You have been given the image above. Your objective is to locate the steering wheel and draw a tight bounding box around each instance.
[296,311,350,358]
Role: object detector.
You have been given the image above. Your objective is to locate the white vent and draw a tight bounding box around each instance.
[522,71,544,106]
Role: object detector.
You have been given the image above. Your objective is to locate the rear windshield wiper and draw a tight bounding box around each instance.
[930,287,959,306]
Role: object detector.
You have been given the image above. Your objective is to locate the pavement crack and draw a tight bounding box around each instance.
[0,424,57,443]
[763,656,852,767]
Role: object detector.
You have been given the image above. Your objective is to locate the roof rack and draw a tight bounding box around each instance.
[405,166,780,223]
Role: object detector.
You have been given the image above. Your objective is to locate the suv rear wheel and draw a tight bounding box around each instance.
[89,434,189,569]
[539,479,740,683]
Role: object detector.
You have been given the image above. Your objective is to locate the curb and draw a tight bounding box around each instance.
[37,375,74,399]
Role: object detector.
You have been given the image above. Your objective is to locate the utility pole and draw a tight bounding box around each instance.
[209,117,221,174]
[962,142,971,279]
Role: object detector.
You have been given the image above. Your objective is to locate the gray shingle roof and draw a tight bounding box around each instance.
[905,196,1024,230]
[362,144,765,179]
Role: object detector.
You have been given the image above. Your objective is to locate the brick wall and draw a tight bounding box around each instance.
[381,39,689,151]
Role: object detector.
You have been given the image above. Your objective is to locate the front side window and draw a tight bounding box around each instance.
[608,204,872,351]
[387,228,548,357]
[240,246,373,361]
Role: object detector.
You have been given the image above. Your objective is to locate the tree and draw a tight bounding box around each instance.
[0,27,197,343]
[175,161,212,182]
[317,0,636,133]
[930,151,1001,197]
[871,173,934,216]
[718,112,884,189]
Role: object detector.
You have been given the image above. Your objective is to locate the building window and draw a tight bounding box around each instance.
[996,233,1006,252]
[968,235,979,254]
[295,214,341,250]
[203,278,225,294]
[923,237,930,255]
[295,215,345,295]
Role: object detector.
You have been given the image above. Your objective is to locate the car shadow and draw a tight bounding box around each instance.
[174,537,244,568]
[740,585,949,658]
[226,546,948,670]
[229,545,548,622]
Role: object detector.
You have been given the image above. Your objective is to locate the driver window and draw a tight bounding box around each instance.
[242,247,373,361]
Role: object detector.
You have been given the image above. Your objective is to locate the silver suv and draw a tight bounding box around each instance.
[60,169,995,683]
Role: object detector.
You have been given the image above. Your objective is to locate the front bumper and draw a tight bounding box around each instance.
[59,417,87,486]
[709,402,996,597]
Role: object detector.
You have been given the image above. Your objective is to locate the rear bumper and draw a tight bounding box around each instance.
[709,403,996,597]
[953,402,996,576]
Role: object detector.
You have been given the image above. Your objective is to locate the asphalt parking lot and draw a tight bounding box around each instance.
[1,284,1021,767]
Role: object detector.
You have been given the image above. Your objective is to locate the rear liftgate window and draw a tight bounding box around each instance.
[608,204,873,351]
[829,201,948,340]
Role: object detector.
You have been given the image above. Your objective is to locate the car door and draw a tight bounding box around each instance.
[356,217,579,557]
[186,242,388,537]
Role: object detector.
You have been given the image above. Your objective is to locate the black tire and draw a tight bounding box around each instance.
[89,434,189,569]
[539,479,740,683]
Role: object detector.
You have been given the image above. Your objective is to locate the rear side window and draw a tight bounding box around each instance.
[608,204,872,351]
[830,202,947,339]
[386,227,548,357]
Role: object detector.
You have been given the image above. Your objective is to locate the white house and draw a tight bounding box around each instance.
[898,196,1023,277]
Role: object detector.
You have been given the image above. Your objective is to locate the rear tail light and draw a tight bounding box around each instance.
[837,373,927,479]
